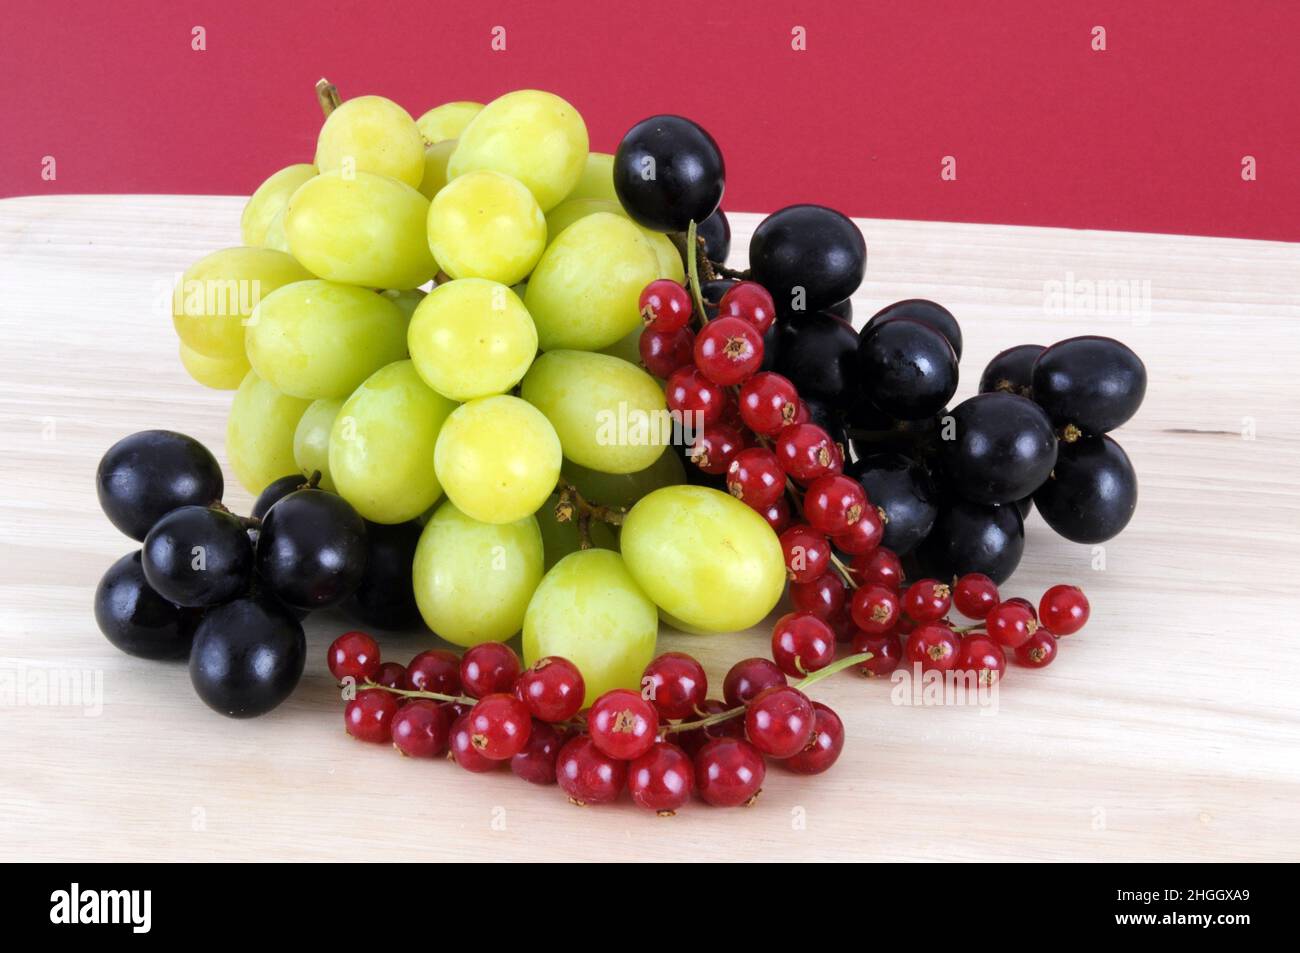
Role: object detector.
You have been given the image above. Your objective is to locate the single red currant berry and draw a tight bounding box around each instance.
[510,720,564,785]
[985,602,1039,649]
[783,702,845,775]
[745,685,816,758]
[666,366,727,429]
[953,573,1000,619]
[774,423,842,482]
[466,693,533,760]
[695,316,764,386]
[642,652,708,721]
[676,699,746,757]
[905,623,961,671]
[405,649,461,695]
[1004,596,1038,620]
[460,642,521,699]
[738,372,801,436]
[722,657,787,707]
[790,571,847,621]
[628,742,696,815]
[903,578,953,623]
[828,606,860,644]
[832,504,884,555]
[390,699,450,758]
[850,583,901,634]
[852,546,904,591]
[803,474,868,535]
[344,688,400,743]
[639,278,692,332]
[778,523,831,583]
[449,713,501,773]
[851,630,903,677]
[515,656,585,723]
[954,636,1007,686]
[441,700,471,723]
[689,424,743,475]
[373,661,407,692]
[327,630,380,682]
[556,735,628,805]
[588,689,659,761]
[717,281,776,334]
[639,326,695,378]
[758,496,792,533]
[770,611,836,677]
[1039,584,1090,636]
[726,447,785,508]
[695,737,767,807]
[1015,631,1059,668]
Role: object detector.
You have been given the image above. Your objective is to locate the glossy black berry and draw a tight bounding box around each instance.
[96,430,223,540]
[826,298,853,322]
[614,115,725,232]
[979,344,1044,398]
[941,393,1058,505]
[750,205,866,313]
[914,500,1025,585]
[142,505,253,608]
[341,520,423,630]
[697,208,731,263]
[255,488,367,609]
[800,396,849,452]
[1033,434,1137,543]
[700,278,737,320]
[775,311,861,407]
[94,551,198,660]
[189,595,306,718]
[846,453,939,555]
[857,319,957,421]
[863,299,963,360]
[1031,336,1147,435]
[251,474,306,520]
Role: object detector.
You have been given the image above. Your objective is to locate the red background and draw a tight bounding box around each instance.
[3,0,1297,241]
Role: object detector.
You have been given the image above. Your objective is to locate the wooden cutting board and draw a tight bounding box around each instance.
[2,195,1298,861]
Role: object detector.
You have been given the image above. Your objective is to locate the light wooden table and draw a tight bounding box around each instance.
[2,195,1298,862]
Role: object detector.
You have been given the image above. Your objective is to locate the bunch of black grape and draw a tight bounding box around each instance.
[93,431,416,717]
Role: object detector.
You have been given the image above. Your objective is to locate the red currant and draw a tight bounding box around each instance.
[466,693,532,760]
[745,685,815,758]
[758,496,792,533]
[717,281,776,334]
[390,699,450,758]
[642,652,707,721]
[954,636,1006,686]
[722,657,787,707]
[1015,631,1059,667]
[906,623,961,671]
[639,278,692,332]
[639,326,695,378]
[449,713,501,773]
[770,611,835,677]
[726,447,785,508]
[903,578,953,623]
[460,642,520,699]
[557,735,627,805]
[985,602,1039,648]
[774,423,841,482]
[587,689,660,760]
[803,474,867,535]
[1039,584,1090,635]
[953,573,999,619]
[327,630,380,682]
[738,372,800,436]
[666,366,726,429]
[783,703,844,775]
[373,661,407,692]
[778,523,831,583]
[628,742,696,814]
[344,688,399,743]
[695,316,764,386]
[515,656,585,723]
[511,720,563,784]
[689,424,743,475]
[405,649,461,696]
[695,737,766,807]
[1004,596,1038,620]
[790,571,847,621]
[852,547,904,591]
[850,583,901,634]
[851,630,903,677]
[832,504,884,555]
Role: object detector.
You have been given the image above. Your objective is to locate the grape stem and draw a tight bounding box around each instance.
[315,78,340,116]
[711,261,750,281]
[208,499,260,530]
[554,481,626,550]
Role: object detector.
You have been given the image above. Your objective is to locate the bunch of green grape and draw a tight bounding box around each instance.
[168,86,784,702]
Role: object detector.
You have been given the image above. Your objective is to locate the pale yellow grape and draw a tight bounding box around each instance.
[561,448,685,510]
[562,152,618,204]
[226,370,311,494]
[523,549,658,707]
[416,101,483,144]
[178,341,249,390]
[380,287,425,327]
[642,228,686,283]
[448,90,588,211]
[426,171,546,285]
[620,485,786,633]
[408,279,537,401]
[598,325,643,365]
[292,398,343,491]
[314,95,425,188]
[525,212,660,351]
[171,247,312,360]
[416,139,457,201]
[329,361,456,524]
[434,395,561,524]
[262,209,291,253]
[545,198,684,283]
[522,350,667,473]
[241,164,317,247]
[245,280,408,400]
[412,500,543,647]
[535,493,617,569]
[285,171,436,289]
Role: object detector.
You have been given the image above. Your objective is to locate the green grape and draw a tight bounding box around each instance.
[240,164,317,247]
[426,170,546,285]
[407,278,537,401]
[245,279,408,400]
[524,212,660,351]
[620,485,786,633]
[329,360,456,524]
[285,170,436,290]
[314,95,425,188]
[292,397,343,490]
[379,287,425,328]
[416,139,457,201]
[412,500,543,647]
[179,341,249,390]
[535,492,617,569]
[561,448,685,510]
[262,208,291,252]
[522,549,658,707]
[434,395,561,524]
[521,350,667,473]
[227,370,312,494]
[642,228,686,284]
[562,151,618,204]
[448,90,588,211]
[598,325,643,365]
[416,101,483,144]
[544,198,684,283]
[172,247,312,360]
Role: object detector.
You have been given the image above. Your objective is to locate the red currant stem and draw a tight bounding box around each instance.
[829,553,860,590]
[953,623,986,635]
[554,480,626,527]
[357,681,475,706]
[685,219,709,322]
[315,77,341,116]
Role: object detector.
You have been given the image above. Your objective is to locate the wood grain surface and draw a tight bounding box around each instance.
[2,195,1298,862]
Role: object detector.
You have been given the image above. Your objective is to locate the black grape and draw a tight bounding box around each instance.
[1033,434,1137,543]
[914,501,1025,584]
[252,473,307,520]
[857,319,957,420]
[142,505,253,608]
[941,393,1058,505]
[1031,336,1147,435]
[96,430,223,540]
[826,299,853,322]
[94,551,198,660]
[341,520,423,630]
[800,396,849,452]
[697,208,731,263]
[255,489,367,609]
[846,453,939,555]
[189,595,306,718]
[863,299,963,360]
[750,205,866,313]
[775,311,860,407]
[614,115,725,232]
[1014,496,1034,520]
[979,344,1045,398]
